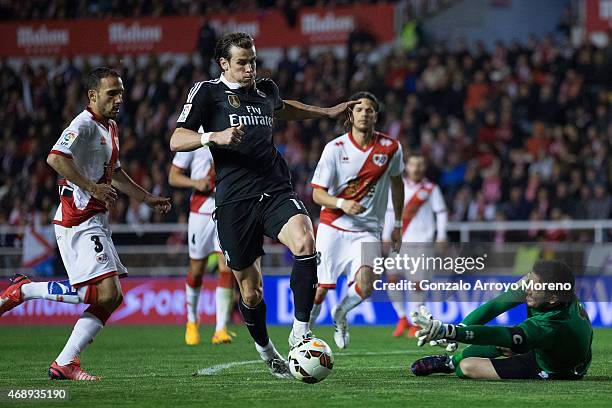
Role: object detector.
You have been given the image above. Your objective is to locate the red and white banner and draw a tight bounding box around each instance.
[584,0,612,33]
[0,277,218,325]
[0,4,395,57]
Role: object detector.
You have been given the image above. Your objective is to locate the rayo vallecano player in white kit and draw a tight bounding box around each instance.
[0,67,171,380]
[169,135,236,346]
[382,153,447,338]
[309,92,405,349]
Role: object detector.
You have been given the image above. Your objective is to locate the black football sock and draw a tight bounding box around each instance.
[290,253,318,322]
[238,298,270,347]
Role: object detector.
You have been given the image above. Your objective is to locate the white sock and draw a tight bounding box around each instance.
[55,312,103,366]
[215,287,232,331]
[387,280,406,319]
[292,319,309,337]
[255,339,277,361]
[391,301,406,319]
[387,286,406,318]
[337,284,364,317]
[21,281,87,304]
[185,283,200,323]
[309,302,322,328]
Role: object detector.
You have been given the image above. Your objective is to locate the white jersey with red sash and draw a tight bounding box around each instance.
[311,131,404,233]
[171,148,216,215]
[394,178,447,242]
[50,108,121,227]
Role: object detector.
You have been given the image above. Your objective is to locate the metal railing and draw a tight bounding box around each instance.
[1,219,611,276]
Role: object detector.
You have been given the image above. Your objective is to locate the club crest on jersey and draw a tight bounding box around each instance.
[100,136,107,145]
[96,253,108,264]
[372,153,388,167]
[417,190,430,200]
[228,95,241,108]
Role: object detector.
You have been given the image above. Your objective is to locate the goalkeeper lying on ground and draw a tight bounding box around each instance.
[410,260,593,380]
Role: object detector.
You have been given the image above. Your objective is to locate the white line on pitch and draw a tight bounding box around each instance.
[194,360,261,376]
[194,349,421,376]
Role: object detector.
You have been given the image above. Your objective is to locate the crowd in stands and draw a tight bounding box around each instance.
[0,22,611,242]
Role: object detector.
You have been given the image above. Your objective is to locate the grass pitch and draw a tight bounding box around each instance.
[0,325,610,407]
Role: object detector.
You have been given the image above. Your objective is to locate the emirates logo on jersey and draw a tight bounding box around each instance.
[372,153,388,167]
[228,95,240,108]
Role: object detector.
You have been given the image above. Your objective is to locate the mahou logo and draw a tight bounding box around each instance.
[17,25,69,48]
[300,12,354,34]
[108,23,162,44]
[211,19,260,37]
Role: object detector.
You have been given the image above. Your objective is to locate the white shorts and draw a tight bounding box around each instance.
[188,212,221,260]
[55,213,127,287]
[316,223,381,288]
[386,243,434,279]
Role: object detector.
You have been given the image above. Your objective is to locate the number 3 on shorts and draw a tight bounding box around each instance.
[90,235,104,253]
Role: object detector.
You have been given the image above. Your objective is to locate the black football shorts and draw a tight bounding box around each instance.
[214,190,309,270]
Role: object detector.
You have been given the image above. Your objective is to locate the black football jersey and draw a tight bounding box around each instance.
[177,76,292,205]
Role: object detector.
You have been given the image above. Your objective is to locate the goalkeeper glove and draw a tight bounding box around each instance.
[429,324,464,352]
[410,305,457,346]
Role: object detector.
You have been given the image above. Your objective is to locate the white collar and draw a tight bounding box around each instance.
[220,74,241,90]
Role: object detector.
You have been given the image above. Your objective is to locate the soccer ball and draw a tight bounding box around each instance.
[288,337,334,383]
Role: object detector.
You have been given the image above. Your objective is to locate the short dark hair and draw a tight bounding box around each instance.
[214,32,254,66]
[532,260,575,301]
[406,152,426,162]
[348,91,380,112]
[87,67,120,92]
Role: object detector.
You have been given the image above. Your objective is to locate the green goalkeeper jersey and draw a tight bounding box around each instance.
[518,297,593,377]
[459,290,593,377]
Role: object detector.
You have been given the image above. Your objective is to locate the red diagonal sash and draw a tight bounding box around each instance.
[401,184,433,235]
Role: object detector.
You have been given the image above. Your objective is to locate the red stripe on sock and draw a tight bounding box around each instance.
[84,305,111,325]
[187,273,203,288]
[218,271,234,288]
[84,285,97,304]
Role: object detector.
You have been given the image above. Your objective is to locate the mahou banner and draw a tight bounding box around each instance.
[0,4,395,57]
